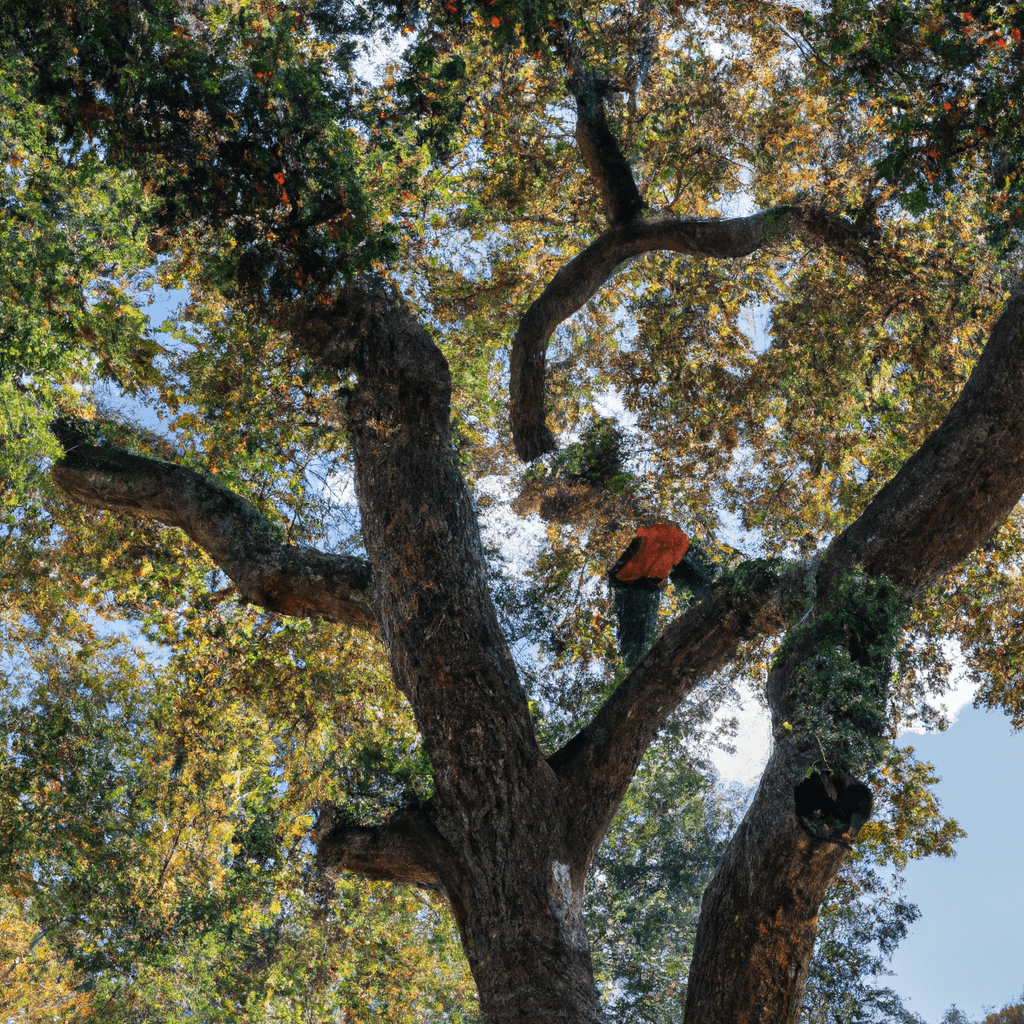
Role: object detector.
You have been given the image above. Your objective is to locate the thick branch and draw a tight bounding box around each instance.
[510,206,872,461]
[683,734,854,1024]
[549,560,808,865]
[573,76,645,225]
[315,805,454,893]
[684,292,1024,1024]
[51,434,377,632]
[301,279,550,805]
[820,292,1024,591]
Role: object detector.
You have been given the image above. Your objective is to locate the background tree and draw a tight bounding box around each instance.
[1,0,1023,1022]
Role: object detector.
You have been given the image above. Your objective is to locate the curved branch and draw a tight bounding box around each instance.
[50,431,378,632]
[315,805,456,893]
[549,560,808,866]
[509,206,872,461]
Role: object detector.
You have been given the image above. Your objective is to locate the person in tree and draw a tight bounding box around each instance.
[609,524,723,667]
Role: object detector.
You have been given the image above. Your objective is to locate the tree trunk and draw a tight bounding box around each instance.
[321,280,607,1024]
[445,810,606,1024]
[683,738,854,1024]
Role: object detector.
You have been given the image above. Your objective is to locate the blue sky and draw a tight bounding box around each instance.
[888,704,1024,1023]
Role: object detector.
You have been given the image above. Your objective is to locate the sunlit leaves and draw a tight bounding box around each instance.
[1,0,1022,1016]
[811,0,1024,239]
[0,891,93,1023]
[0,595,472,1020]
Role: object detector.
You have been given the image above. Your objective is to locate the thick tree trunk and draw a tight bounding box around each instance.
[684,294,1024,1024]
[684,639,871,1024]
[314,280,607,1024]
[446,824,606,1024]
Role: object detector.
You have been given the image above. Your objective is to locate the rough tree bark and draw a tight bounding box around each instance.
[683,294,1024,1024]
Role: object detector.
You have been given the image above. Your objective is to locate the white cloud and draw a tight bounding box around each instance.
[710,636,981,789]
[901,636,979,734]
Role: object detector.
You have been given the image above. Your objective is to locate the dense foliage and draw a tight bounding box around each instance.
[2,0,1022,1020]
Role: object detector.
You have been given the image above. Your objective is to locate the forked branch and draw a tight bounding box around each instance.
[50,427,378,632]
[553,290,1024,885]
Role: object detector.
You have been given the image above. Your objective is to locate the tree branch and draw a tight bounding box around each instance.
[819,291,1024,591]
[551,15,644,226]
[682,734,854,1024]
[50,429,378,632]
[549,559,808,866]
[550,292,1024,1004]
[509,206,873,461]
[572,75,645,226]
[315,804,455,894]
[299,279,549,805]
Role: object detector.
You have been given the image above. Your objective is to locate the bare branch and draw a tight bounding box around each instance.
[549,560,808,865]
[50,429,378,632]
[510,206,873,461]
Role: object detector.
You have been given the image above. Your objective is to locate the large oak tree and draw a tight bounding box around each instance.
[2,0,1023,1021]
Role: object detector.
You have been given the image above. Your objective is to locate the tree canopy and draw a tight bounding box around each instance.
[1,0,1023,1021]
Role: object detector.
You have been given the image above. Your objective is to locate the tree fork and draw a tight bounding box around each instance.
[551,558,809,866]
